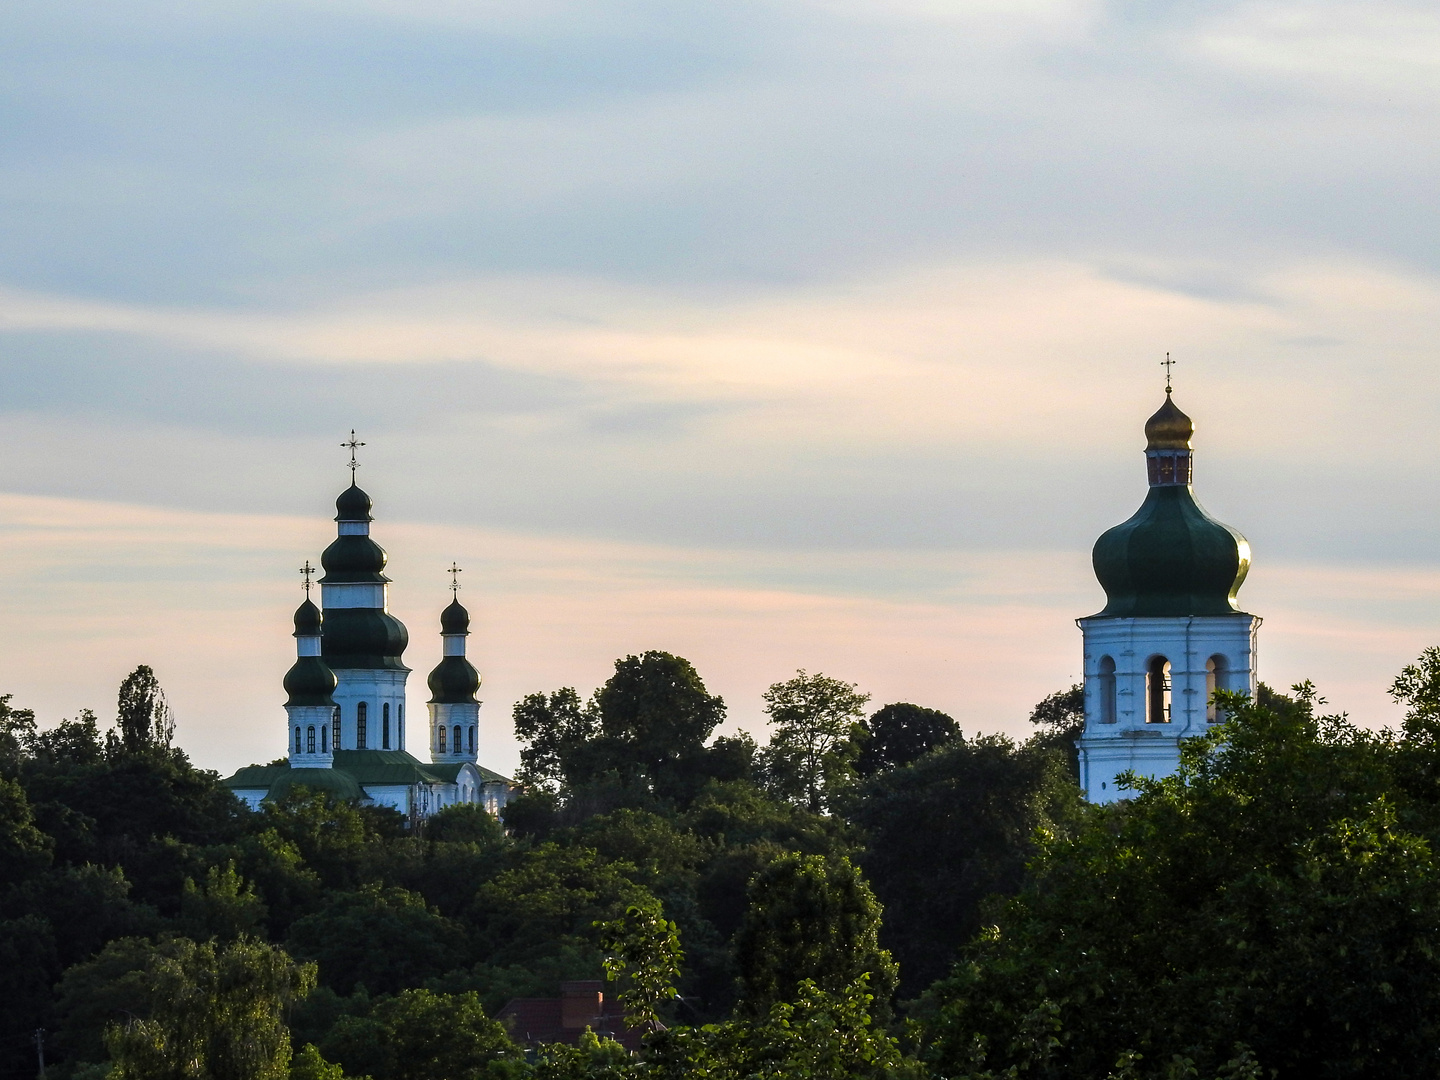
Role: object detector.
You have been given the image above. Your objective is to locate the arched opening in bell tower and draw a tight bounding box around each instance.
[1206,655,1229,722]
[1146,656,1172,724]
[1097,656,1117,723]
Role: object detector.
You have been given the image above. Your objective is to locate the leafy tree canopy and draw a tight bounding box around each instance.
[855,701,959,777]
[734,852,897,1020]
[921,686,1440,1079]
[759,671,870,814]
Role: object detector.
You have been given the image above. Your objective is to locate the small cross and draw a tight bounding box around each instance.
[299,560,315,597]
[1161,353,1175,395]
[447,562,462,598]
[342,430,365,482]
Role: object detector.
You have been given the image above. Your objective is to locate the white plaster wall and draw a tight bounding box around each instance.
[285,702,337,766]
[428,700,481,763]
[1076,613,1260,803]
[332,667,410,751]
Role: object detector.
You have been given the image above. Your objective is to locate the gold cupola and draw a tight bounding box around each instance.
[1144,394,1194,451]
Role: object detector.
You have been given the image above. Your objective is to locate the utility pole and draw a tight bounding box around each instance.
[33,1028,45,1079]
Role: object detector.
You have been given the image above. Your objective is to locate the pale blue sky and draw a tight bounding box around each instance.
[2,0,1440,768]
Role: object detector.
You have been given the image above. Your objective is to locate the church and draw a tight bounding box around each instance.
[1075,382,1259,802]
[224,465,516,820]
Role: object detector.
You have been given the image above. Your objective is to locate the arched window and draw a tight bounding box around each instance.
[453,725,462,755]
[356,702,368,749]
[332,705,340,748]
[306,726,316,754]
[1146,656,1172,724]
[321,724,328,753]
[1097,656,1117,724]
[294,727,301,754]
[468,726,476,753]
[1207,655,1229,722]
[398,703,405,750]
[382,702,391,749]
[438,724,447,753]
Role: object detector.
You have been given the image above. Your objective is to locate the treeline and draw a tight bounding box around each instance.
[5,650,1440,1078]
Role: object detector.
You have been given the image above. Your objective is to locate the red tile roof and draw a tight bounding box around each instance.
[496,981,645,1053]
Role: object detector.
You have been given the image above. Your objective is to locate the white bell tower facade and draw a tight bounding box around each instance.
[1077,389,1260,804]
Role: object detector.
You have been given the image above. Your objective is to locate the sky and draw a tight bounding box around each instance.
[3,0,1440,774]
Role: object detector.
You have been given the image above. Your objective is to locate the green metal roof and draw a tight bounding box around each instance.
[1091,484,1251,619]
[223,750,514,802]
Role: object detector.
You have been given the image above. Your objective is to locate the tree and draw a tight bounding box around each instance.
[733,853,897,1020]
[286,884,465,995]
[846,734,1081,996]
[760,671,870,813]
[318,989,519,1080]
[921,688,1440,1079]
[424,801,506,845]
[1027,683,1085,778]
[289,1043,352,1080]
[104,936,315,1080]
[594,652,727,800]
[0,693,37,776]
[471,843,653,968]
[179,861,269,942]
[113,664,175,755]
[854,702,959,777]
[514,688,599,790]
[596,896,684,1032]
[0,773,52,887]
[646,977,918,1080]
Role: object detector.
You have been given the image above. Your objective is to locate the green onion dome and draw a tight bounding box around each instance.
[320,535,388,584]
[323,609,410,670]
[428,656,480,703]
[1091,394,1250,618]
[440,598,470,635]
[335,483,373,522]
[285,602,337,705]
[293,598,322,638]
[285,657,338,705]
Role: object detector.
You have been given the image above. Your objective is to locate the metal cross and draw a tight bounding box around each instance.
[299,560,315,597]
[1161,353,1175,394]
[447,562,462,598]
[342,430,365,482]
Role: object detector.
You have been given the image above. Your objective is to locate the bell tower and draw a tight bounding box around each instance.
[319,433,411,753]
[427,565,481,764]
[285,569,338,768]
[1076,377,1260,803]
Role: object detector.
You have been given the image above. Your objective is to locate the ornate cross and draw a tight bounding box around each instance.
[299,559,315,597]
[342,430,365,482]
[447,562,462,598]
[1161,353,1175,394]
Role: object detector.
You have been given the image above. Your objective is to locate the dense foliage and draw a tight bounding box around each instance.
[7,648,1440,1079]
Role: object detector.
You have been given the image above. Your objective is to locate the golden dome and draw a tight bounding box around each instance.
[1145,394,1193,450]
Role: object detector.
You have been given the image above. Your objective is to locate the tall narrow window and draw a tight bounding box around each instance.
[453,725,462,755]
[333,705,341,749]
[357,702,368,749]
[294,727,301,754]
[438,724,446,753]
[398,704,404,750]
[1146,656,1172,724]
[468,726,475,753]
[1207,656,1228,722]
[321,725,328,753]
[306,726,316,754]
[382,702,391,749]
[1097,656,1117,724]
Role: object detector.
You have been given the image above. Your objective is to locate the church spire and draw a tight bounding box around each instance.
[284,571,338,767]
[428,568,481,764]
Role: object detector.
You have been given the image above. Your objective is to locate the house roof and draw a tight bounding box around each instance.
[496,992,643,1053]
[222,750,513,801]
